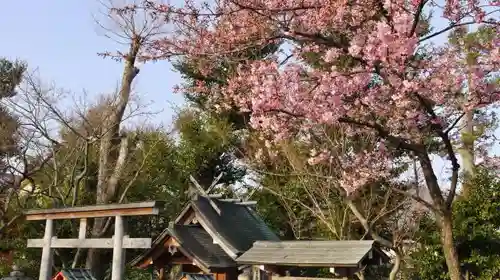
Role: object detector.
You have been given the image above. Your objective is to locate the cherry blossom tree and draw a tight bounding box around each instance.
[136,0,498,278]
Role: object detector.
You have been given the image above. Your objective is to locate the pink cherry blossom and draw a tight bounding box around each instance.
[139,0,499,199]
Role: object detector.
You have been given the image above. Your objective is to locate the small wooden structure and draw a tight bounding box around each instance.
[237,240,390,279]
[25,201,163,280]
[52,269,96,280]
[130,182,280,280]
[130,183,389,280]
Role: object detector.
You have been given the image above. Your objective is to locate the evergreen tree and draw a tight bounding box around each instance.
[408,168,500,280]
[0,58,26,169]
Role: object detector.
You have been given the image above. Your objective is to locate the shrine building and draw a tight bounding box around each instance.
[130,191,389,280]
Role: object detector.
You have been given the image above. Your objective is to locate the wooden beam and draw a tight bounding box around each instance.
[38,219,54,280]
[24,201,163,220]
[78,218,87,239]
[236,201,257,206]
[169,257,194,265]
[27,236,151,249]
[112,215,125,280]
[189,176,221,215]
[238,261,359,268]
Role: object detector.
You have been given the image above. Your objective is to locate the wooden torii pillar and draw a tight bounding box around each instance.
[24,201,163,280]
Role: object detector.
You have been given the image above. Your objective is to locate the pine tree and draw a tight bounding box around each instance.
[0,58,25,180]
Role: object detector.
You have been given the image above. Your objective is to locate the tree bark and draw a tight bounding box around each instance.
[440,213,463,280]
[389,249,402,280]
[418,153,463,280]
[85,38,140,279]
[460,110,475,198]
[460,32,477,198]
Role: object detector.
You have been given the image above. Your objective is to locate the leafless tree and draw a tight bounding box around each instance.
[84,0,168,278]
[1,62,161,274]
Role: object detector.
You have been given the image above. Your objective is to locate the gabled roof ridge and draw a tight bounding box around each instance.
[191,195,280,255]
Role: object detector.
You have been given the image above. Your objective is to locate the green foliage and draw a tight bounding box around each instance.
[1,108,249,272]
[173,109,246,187]
[0,58,25,160]
[0,58,26,98]
[408,168,500,279]
[0,58,27,265]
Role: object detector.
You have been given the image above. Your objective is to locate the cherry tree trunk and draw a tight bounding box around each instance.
[440,214,463,280]
[419,153,462,280]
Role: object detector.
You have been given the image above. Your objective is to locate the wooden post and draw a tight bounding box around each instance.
[111,215,124,280]
[39,219,54,280]
[78,218,87,239]
[25,201,162,280]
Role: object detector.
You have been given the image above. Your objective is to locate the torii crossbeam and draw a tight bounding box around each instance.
[25,201,163,280]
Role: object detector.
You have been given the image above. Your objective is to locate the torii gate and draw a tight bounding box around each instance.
[24,201,163,280]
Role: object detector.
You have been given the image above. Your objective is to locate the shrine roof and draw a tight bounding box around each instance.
[185,273,215,280]
[53,269,96,280]
[236,240,385,267]
[189,195,280,255]
[129,223,236,269]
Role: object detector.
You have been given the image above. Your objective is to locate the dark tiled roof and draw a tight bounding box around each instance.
[129,226,171,267]
[129,224,236,269]
[236,240,376,266]
[185,274,214,280]
[171,224,236,268]
[192,196,280,255]
[130,195,280,268]
[58,269,96,280]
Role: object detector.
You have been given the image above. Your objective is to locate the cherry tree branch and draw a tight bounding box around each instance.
[413,93,459,208]
[419,20,498,43]
[409,0,428,37]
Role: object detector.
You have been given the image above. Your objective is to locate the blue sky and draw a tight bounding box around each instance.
[0,0,185,126]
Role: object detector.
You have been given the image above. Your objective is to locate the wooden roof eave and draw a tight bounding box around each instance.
[237,244,386,268]
[175,242,211,273]
[174,203,194,224]
[129,229,211,273]
[129,228,171,268]
[341,246,390,268]
[365,245,391,263]
[238,261,361,267]
[236,260,361,268]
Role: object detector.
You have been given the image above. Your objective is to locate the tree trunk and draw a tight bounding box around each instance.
[460,29,477,198]
[346,201,401,279]
[85,37,140,279]
[459,110,475,198]
[418,153,462,280]
[440,214,463,280]
[389,250,402,280]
